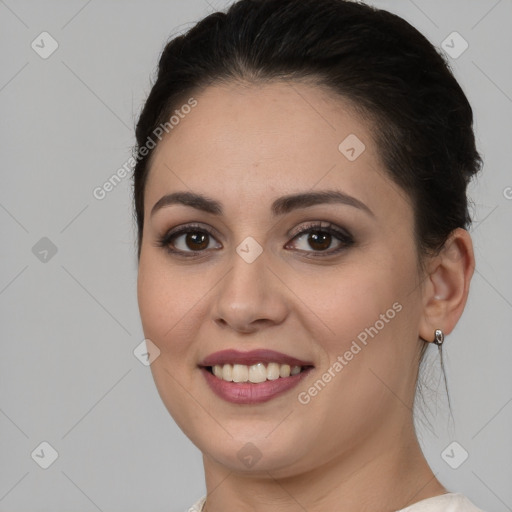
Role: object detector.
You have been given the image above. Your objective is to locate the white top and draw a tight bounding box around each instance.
[186,492,485,511]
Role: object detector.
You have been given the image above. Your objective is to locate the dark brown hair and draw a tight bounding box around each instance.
[132,0,482,267]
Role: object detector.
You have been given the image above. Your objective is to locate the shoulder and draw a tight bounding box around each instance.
[397,493,486,512]
[183,493,485,512]
[184,496,206,512]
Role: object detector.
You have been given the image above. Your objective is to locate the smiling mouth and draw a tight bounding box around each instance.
[204,362,313,383]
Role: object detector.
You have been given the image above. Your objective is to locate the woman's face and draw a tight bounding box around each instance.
[137,81,427,476]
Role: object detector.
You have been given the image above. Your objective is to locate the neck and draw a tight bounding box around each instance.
[201,421,446,512]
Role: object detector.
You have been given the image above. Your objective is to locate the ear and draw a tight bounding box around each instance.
[418,228,475,342]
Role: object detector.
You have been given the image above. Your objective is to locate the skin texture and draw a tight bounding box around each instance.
[136,81,475,511]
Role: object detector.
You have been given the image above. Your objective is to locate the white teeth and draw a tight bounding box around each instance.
[279,364,291,378]
[266,362,280,380]
[210,362,306,382]
[232,364,248,383]
[222,364,232,382]
[290,365,301,376]
[249,363,267,383]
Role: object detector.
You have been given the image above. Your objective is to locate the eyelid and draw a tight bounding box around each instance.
[285,221,354,254]
[164,222,222,242]
[156,222,222,256]
[158,220,354,256]
[287,220,351,239]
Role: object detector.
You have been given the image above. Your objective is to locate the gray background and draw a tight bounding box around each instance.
[0,0,511,511]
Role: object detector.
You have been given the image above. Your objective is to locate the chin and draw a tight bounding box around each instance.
[196,428,310,476]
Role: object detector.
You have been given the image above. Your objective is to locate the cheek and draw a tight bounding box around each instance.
[136,253,210,434]
[292,259,400,349]
[293,246,420,392]
[290,260,417,452]
[137,252,205,359]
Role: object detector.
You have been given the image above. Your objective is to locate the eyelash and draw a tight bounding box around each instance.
[156,221,354,258]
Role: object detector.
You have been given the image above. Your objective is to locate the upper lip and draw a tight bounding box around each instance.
[199,349,314,368]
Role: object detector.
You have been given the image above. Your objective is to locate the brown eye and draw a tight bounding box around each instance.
[184,231,209,251]
[287,222,354,256]
[159,225,222,255]
[306,231,332,251]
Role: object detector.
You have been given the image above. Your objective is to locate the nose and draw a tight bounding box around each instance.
[212,250,289,334]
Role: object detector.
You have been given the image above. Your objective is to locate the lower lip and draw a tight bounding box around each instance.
[200,367,313,404]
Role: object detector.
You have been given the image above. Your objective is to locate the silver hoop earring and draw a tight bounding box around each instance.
[433,329,444,346]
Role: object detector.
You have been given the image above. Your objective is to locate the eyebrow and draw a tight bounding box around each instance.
[150,190,374,218]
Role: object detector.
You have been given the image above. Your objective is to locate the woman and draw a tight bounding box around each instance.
[133,0,485,510]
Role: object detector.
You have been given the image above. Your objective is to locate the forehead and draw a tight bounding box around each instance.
[144,81,409,221]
